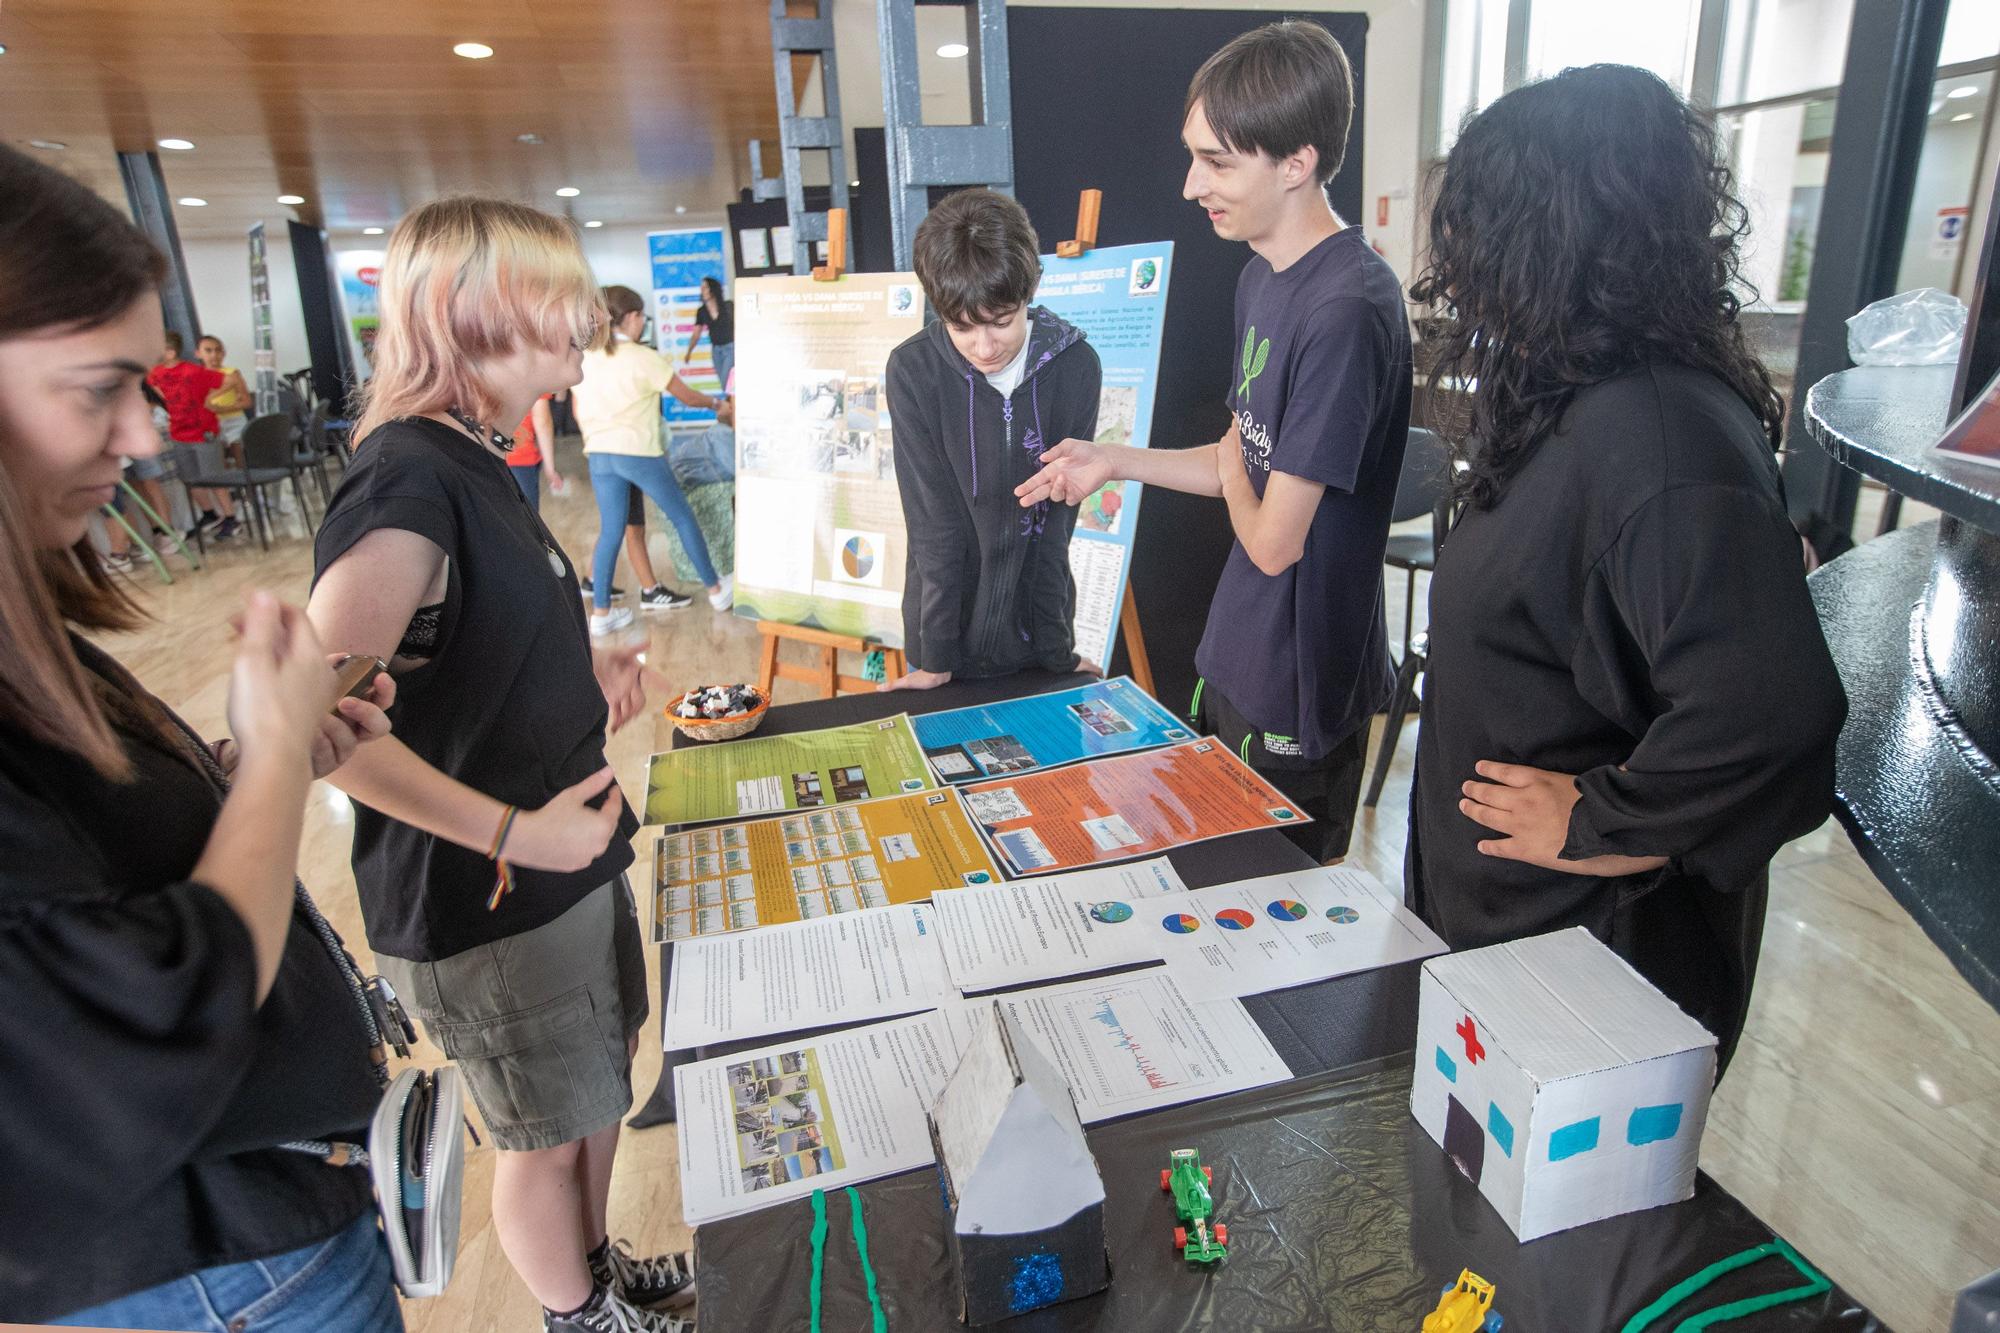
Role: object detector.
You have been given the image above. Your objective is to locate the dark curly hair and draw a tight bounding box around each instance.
[1409,64,1784,509]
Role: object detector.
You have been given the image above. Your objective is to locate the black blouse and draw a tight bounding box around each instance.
[1409,366,1847,1061]
[0,640,379,1323]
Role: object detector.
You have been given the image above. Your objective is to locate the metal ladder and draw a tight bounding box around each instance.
[767,0,852,274]
[878,0,1015,271]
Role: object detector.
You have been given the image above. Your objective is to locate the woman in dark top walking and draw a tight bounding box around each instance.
[0,144,400,1329]
[1405,65,1847,1074]
[681,275,734,395]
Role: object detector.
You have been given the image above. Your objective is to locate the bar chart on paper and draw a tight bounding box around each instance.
[988,970,1293,1122]
[1084,988,1178,1094]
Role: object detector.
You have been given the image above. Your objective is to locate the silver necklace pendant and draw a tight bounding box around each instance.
[546,546,565,578]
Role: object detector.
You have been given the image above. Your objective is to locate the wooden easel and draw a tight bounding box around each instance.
[1056,188,1158,697]
[754,208,907,699]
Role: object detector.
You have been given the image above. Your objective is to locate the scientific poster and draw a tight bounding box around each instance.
[662,902,957,1049]
[675,1011,962,1225]
[650,788,1001,941]
[648,226,729,427]
[960,739,1309,876]
[912,677,1193,784]
[730,273,924,643]
[931,858,1189,993]
[246,223,278,415]
[644,716,935,826]
[1032,242,1174,671]
[334,249,383,378]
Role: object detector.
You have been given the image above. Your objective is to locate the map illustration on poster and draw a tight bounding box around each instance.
[649,227,730,427]
[730,272,927,644]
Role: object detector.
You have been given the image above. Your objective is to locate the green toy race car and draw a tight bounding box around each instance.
[1161,1148,1228,1265]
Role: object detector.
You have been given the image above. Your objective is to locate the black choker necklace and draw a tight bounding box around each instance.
[445,405,513,453]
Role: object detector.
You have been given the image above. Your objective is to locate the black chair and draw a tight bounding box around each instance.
[1383,426,1450,664]
[1364,429,1455,810]
[168,439,292,554]
[308,402,351,476]
[240,413,322,542]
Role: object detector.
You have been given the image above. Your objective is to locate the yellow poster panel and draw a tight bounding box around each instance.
[651,789,1000,941]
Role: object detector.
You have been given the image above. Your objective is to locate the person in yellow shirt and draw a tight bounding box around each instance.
[195,335,252,451]
[572,285,730,635]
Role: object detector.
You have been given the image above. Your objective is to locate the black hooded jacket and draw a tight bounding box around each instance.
[887,306,1102,677]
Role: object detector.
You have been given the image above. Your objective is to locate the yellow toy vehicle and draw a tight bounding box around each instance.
[1423,1269,1502,1332]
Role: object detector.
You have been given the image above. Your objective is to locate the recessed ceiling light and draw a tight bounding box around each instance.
[453,42,494,59]
[363,226,385,235]
[0,44,10,56]
[555,186,580,198]
[585,220,604,228]
[158,138,195,151]
[516,132,544,145]
[178,197,207,207]
[674,205,687,215]
[277,194,305,205]
[1946,86,1979,99]
[849,179,861,187]
[28,139,66,151]
[937,42,969,59]
[1952,112,1975,122]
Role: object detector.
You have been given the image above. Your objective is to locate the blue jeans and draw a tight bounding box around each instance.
[53,1211,403,1333]
[588,452,717,607]
[711,342,735,397]
[509,463,541,514]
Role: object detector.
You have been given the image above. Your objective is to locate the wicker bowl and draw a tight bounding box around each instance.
[665,686,770,742]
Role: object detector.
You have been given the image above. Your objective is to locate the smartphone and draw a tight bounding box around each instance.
[331,654,387,711]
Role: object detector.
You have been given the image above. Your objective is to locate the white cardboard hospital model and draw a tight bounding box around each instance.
[1410,927,1717,1242]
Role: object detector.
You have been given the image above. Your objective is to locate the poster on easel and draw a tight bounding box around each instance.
[648,226,730,428]
[246,223,278,415]
[334,249,383,379]
[1032,241,1174,672]
[730,272,927,643]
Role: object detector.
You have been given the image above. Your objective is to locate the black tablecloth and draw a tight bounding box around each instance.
[643,673,1881,1330]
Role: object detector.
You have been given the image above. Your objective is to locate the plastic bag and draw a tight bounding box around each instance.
[1846,288,1967,366]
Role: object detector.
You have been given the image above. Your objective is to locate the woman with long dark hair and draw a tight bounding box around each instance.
[1405,65,1846,1073]
[681,275,734,395]
[0,143,401,1328]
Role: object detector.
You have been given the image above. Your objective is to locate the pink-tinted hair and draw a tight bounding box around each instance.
[351,196,605,443]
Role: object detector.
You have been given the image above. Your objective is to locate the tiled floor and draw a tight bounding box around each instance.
[89,453,1997,1332]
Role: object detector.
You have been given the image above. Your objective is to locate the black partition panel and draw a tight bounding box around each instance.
[288,220,355,409]
[1007,8,1368,711]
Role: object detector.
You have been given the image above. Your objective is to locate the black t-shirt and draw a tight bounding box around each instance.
[1193,228,1412,759]
[313,417,637,962]
[1408,367,1844,1013]
[695,298,734,346]
[0,641,378,1322]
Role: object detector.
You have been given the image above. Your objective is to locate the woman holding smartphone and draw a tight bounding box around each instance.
[0,143,399,1330]
[307,198,696,1333]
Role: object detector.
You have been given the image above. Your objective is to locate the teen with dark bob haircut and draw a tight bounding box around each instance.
[0,142,401,1330]
[1406,65,1847,1073]
[882,187,1103,689]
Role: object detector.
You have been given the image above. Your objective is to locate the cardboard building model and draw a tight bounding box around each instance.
[1410,927,1718,1242]
[928,1002,1111,1324]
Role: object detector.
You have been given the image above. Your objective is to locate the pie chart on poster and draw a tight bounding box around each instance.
[1326,905,1360,924]
[1090,901,1134,924]
[841,535,875,580]
[1213,908,1256,931]
[1266,899,1309,921]
[1162,912,1202,934]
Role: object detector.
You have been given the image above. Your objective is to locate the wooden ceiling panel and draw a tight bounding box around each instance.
[0,0,785,239]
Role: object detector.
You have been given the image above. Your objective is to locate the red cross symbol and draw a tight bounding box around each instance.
[1456,1015,1486,1065]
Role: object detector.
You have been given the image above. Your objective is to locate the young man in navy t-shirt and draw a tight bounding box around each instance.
[1020,20,1411,861]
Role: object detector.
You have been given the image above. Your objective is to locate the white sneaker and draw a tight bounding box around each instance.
[707,574,734,611]
[590,606,635,637]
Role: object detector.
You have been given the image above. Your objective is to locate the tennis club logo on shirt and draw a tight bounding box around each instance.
[1238,325,1271,402]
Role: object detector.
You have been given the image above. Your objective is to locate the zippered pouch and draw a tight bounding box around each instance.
[368,1065,466,1298]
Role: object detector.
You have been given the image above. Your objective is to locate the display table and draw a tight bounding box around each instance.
[645,673,1879,1329]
